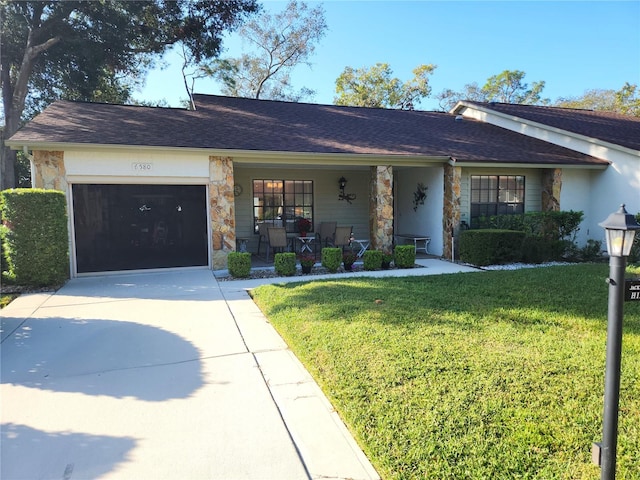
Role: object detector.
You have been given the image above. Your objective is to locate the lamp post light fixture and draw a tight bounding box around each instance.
[594,204,640,480]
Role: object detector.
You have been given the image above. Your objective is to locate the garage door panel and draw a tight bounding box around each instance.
[72,184,208,273]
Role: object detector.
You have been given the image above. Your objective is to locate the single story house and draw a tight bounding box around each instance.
[6,94,638,276]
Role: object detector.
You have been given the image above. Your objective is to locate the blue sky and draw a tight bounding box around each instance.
[136,1,640,111]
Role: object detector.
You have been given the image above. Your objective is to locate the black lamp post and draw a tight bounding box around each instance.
[596,204,640,480]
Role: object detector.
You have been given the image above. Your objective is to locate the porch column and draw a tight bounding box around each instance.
[209,156,236,270]
[32,151,68,193]
[443,163,462,260]
[541,168,562,211]
[369,166,394,252]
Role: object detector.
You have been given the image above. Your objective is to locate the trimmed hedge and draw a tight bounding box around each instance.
[227,252,251,278]
[321,247,342,273]
[394,245,416,268]
[1,188,69,286]
[476,211,583,242]
[459,230,526,266]
[363,250,383,271]
[274,252,296,276]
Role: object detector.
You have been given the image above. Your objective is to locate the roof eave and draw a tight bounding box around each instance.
[447,157,609,170]
[451,101,640,157]
[6,140,451,167]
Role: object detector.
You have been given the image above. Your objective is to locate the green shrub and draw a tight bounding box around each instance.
[1,188,69,286]
[363,250,383,270]
[321,247,342,273]
[578,239,604,262]
[477,211,583,242]
[227,252,251,278]
[459,230,525,266]
[520,236,559,263]
[394,245,416,268]
[274,252,296,276]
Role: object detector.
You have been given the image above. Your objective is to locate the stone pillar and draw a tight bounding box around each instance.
[209,156,236,270]
[369,166,393,252]
[32,151,67,193]
[541,168,562,211]
[443,164,462,260]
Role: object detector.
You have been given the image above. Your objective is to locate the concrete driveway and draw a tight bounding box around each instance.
[1,269,379,480]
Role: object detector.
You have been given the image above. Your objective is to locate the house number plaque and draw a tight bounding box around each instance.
[625,280,640,302]
[132,162,153,173]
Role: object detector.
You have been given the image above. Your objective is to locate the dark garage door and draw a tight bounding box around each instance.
[73,184,208,273]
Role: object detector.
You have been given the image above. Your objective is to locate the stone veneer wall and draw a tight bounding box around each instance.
[541,168,562,211]
[442,164,462,260]
[32,151,67,192]
[209,156,236,270]
[369,166,394,252]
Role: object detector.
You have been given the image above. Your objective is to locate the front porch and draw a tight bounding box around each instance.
[219,161,446,269]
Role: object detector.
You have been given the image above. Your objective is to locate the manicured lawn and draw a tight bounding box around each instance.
[251,264,640,479]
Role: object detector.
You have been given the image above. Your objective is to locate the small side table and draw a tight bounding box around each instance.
[352,239,370,258]
[236,237,249,253]
[296,236,315,254]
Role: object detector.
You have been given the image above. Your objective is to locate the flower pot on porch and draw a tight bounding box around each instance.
[301,264,312,274]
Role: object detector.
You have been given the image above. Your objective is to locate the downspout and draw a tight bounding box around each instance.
[23,146,35,187]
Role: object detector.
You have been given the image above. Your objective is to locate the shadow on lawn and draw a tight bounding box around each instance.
[257,264,640,335]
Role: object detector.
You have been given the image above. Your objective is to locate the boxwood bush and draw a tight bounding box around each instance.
[274,252,296,276]
[321,247,342,273]
[394,245,416,268]
[459,230,526,266]
[363,250,383,271]
[1,188,69,286]
[227,252,251,278]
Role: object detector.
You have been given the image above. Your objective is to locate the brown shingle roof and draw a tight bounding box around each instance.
[463,101,640,151]
[7,94,607,166]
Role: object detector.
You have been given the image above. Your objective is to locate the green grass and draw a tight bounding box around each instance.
[251,264,640,479]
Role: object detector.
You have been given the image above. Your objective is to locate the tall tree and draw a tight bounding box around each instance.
[436,70,548,111]
[334,63,436,110]
[0,0,258,189]
[204,0,327,101]
[555,82,640,117]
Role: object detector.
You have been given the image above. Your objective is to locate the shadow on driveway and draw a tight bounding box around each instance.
[1,422,136,480]
[1,316,203,401]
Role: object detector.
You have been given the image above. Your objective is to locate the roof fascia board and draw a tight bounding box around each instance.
[452,101,640,158]
[447,158,607,170]
[6,140,450,167]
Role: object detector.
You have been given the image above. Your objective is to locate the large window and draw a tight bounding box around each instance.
[470,175,525,227]
[253,180,313,233]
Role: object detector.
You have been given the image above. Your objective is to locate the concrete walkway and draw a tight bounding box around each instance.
[1,259,478,480]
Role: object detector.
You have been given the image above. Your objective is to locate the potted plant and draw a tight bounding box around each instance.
[297,217,312,237]
[299,254,315,274]
[342,251,357,271]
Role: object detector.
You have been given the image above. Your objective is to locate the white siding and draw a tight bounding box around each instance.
[560,169,594,245]
[64,149,210,182]
[395,166,444,256]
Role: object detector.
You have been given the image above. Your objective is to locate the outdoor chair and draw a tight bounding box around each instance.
[315,221,337,251]
[256,223,269,257]
[266,227,289,261]
[331,226,353,251]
